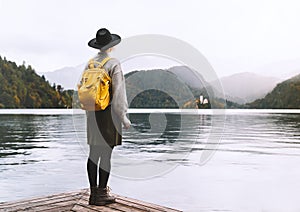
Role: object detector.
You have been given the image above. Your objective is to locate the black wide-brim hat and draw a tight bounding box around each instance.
[88,28,121,51]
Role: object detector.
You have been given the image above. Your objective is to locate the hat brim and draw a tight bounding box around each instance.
[88,34,121,51]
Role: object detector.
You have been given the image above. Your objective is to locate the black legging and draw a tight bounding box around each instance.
[87,145,114,188]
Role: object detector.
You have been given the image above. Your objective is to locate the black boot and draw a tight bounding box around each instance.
[88,187,97,205]
[94,187,116,206]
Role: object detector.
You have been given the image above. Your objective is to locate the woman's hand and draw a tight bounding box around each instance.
[123,117,131,130]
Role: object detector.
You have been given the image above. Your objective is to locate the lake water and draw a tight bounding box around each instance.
[0,109,300,212]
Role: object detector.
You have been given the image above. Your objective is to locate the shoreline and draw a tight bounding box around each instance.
[0,108,300,115]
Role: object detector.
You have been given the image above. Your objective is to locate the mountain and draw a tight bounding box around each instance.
[125,69,192,108]
[0,56,73,108]
[41,63,281,106]
[38,64,84,90]
[247,73,300,109]
[40,65,208,91]
[42,64,229,109]
[124,67,226,109]
[167,66,207,89]
[211,72,281,104]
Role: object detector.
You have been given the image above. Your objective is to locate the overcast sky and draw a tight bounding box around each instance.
[0,0,300,78]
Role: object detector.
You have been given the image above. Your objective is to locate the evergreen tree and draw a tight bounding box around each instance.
[0,55,73,108]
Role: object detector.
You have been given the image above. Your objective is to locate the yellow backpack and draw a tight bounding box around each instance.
[78,57,111,111]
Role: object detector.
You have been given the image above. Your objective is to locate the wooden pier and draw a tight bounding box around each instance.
[0,188,181,212]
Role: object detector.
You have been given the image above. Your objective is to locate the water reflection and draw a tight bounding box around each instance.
[1,110,300,210]
[273,113,300,130]
[129,113,182,144]
[3,112,300,166]
[115,113,206,167]
[199,112,300,157]
[0,115,45,159]
[0,114,79,165]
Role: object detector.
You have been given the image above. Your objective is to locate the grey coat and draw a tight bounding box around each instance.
[85,51,130,146]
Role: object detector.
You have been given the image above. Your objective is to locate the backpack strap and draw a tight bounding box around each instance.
[88,57,111,69]
[98,57,111,67]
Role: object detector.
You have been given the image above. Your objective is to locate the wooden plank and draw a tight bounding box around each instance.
[1,190,83,205]
[80,192,179,212]
[71,204,99,212]
[1,193,82,211]
[0,194,82,212]
[80,191,180,212]
[106,202,146,212]
[34,204,75,212]
[72,203,121,212]
[0,190,84,208]
[113,194,181,212]
[6,200,75,212]
[0,189,181,212]
[23,199,77,212]
[115,199,163,212]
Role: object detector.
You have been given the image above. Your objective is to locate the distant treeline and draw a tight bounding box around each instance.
[1,55,299,109]
[0,56,73,108]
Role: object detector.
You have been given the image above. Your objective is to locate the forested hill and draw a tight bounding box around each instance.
[247,73,300,109]
[124,69,228,109]
[0,56,73,108]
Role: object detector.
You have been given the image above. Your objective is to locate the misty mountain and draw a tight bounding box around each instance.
[124,68,228,109]
[39,62,285,107]
[211,72,281,104]
[247,73,300,109]
[167,66,207,89]
[38,64,84,89]
[39,64,212,92]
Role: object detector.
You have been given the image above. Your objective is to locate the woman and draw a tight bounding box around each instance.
[85,28,131,206]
